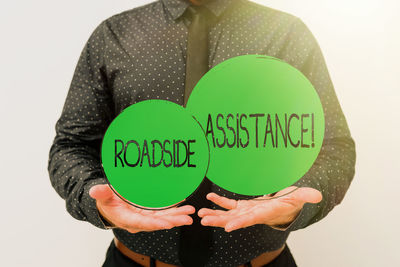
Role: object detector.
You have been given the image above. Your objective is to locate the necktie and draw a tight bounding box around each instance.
[178,5,215,267]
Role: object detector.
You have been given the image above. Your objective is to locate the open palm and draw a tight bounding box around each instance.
[90,184,195,233]
[198,186,322,232]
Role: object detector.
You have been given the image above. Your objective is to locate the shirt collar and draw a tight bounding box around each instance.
[161,0,236,20]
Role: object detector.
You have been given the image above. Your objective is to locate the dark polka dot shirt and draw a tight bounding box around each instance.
[48,0,356,266]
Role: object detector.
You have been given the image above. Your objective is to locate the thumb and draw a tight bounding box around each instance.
[89,184,115,202]
[291,187,323,204]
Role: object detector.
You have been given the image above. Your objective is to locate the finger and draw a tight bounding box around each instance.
[159,215,193,226]
[225,212,258,232]
[140,205,195,216]
[198,208,226,217]
[126,224,168,234]
[137,216,174,230]
[206,193,237,210]
[156,205,196,216]
[122,213,174,231]
[201,215,230,227]
[123,217,175,233]
[290,187,323,204]
[89,184,115,202]
[127,215,192,231]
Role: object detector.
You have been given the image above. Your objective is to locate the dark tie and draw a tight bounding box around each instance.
[178,5,215,267]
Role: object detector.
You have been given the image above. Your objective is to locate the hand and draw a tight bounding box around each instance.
[89,184,195,233]
[198,186,322,232]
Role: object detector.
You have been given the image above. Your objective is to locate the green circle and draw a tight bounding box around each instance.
[186,55,325,196]
[101,100,210,209]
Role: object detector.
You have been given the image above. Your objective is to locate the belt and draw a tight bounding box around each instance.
[114,237,285,267]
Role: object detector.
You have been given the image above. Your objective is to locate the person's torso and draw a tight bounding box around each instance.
[103,1,298,265]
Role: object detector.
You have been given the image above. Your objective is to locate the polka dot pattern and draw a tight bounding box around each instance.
[48,0,356,266]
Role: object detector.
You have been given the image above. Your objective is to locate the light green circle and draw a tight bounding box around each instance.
[101,100,210,209]
[186,55,325,196]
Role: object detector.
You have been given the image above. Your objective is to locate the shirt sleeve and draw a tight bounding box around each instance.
[48,21,114,229]
[276,18,356,231]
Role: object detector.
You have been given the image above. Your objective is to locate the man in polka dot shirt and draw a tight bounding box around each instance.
[48,0,356,266]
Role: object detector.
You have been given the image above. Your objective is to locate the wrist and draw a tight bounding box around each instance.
[268,207,302,231]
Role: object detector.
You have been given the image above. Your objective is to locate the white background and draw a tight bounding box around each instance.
[1,0,399,266]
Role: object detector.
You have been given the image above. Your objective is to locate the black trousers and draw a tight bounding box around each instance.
[102,240,297,267]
